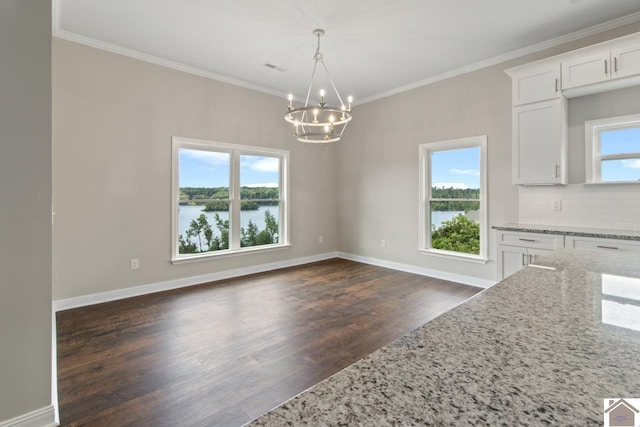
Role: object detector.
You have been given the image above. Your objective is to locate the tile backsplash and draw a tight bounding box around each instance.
[518,184,640,231]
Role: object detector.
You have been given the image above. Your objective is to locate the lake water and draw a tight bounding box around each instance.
[431,210,464,228]
[179,205,463,239]
[178,204,279,238]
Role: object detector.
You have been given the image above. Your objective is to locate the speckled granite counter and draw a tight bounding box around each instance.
[248,249,640,426]
[493,223,640,241]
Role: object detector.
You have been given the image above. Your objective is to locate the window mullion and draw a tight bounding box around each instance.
[230,151,241,250]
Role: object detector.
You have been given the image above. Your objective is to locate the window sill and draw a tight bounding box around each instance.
[171,243,291,265]
[418,248,489,264]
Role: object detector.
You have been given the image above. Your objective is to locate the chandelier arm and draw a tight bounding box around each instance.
[320,61,346,108]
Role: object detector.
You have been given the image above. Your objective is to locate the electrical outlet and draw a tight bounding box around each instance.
[552,199,562,211]
[318,235,324,243]
[130,258,139,270]
[380,239,386,248]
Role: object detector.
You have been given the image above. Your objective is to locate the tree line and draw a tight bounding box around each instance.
[180,186,279,201]
[431,187,479,212]
[202,201,261,212]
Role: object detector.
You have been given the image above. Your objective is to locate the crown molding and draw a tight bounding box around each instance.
[52,0,640,106]
[52,27,288,100]
[357,11,640,105]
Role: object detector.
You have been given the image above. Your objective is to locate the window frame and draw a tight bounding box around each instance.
[418,135,488,263]
[171,137,290,264]
[585,113,640,184]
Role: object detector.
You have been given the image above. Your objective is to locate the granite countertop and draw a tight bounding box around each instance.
[248,249,640,426]
[493,223,640,241]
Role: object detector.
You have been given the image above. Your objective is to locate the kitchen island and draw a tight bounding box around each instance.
[248,249,640,425]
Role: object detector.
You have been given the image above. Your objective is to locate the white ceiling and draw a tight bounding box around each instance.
[55,0,640,105]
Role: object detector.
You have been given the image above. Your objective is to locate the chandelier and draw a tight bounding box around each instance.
[285,29,353,143]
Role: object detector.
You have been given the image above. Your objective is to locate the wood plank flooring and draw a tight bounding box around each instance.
[56,258,481,426]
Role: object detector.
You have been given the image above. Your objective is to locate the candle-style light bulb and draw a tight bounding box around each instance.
[287,94,293,109]
[324,125,330,133]
[319,89,325,106]
[347,96,353,111]
[313,108,319,123]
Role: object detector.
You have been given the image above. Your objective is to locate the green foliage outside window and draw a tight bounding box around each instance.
[431,214,480,255]
[179,210,278,254]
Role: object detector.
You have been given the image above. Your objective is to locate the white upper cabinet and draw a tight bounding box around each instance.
[612,42,640,79]
[512,98,567,185]
[562,43,640,93]
[506,31,640,185]
[509,63,561,105]
[561,50,610,90]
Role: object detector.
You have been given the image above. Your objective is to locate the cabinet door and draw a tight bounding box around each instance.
[612,42,640,79]
[512,98,567,185]
[527,248,553,265]
[561,50,610,90]
[511,63,561,105]
[498,246,527,280]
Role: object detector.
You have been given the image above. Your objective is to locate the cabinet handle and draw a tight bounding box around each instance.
[522,253,527,266]
[605,59,608,75]
[555,164,560,178]
[614,57,618,73]
[529,254,534,264]
[596,245,619,250]
[519,238,536,242]
[555,78,558,93]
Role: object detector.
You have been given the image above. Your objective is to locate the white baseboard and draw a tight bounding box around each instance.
[53,250,495,312]
[337,252,496,289]
[0,406,57,427]
[53,252,339,311]
[51,308,59,426]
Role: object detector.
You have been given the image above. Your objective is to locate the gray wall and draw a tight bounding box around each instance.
[0,0,52,422]
[336,63,514,281]
[52,39,338,300]
[337,22,640,282]
[52,21,640,298]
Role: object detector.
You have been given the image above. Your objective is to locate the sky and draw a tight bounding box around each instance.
[600,127,640,182]
[179,128,639,188]
[431,147,480,189]
[179,149,279,188]
[427,126,640,187]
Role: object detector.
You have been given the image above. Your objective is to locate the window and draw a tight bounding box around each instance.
[171,137,289,263]
[419,135,487,262]
[586,113,640,184]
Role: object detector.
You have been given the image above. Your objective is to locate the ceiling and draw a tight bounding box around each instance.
[54,0,640,105]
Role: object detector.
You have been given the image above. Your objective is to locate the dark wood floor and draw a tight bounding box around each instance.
[56,258,481,426]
